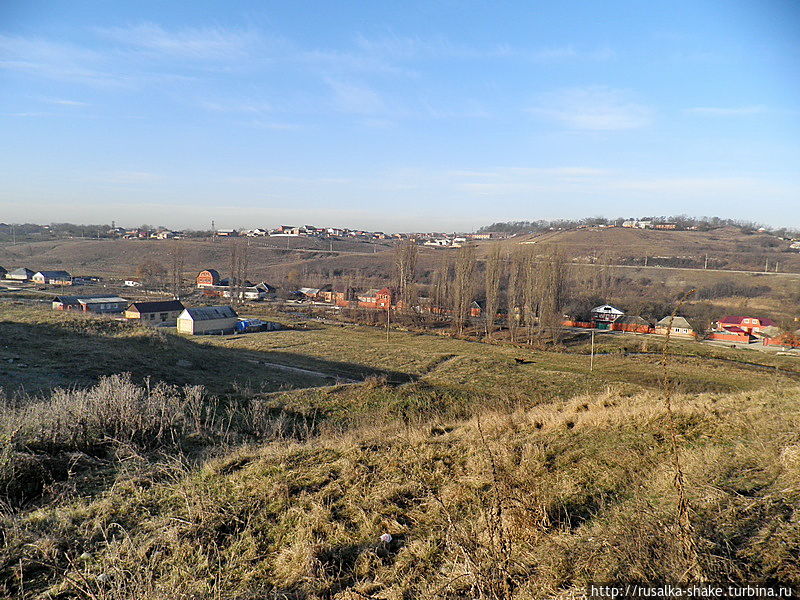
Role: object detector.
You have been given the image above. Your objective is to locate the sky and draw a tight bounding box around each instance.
[1,0,799,232]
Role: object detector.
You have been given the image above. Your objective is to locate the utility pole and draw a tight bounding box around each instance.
[386,306,390,342]
[211,219,216,243]
[590,329,595,372]
[704,254,708,269]
[644,255,648,267]
[765,257,769,273]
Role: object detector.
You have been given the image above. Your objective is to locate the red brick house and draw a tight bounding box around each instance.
[714,315,776,335]
[357,287,395,310]
[196,269,221,288]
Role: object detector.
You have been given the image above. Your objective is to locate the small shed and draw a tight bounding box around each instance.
[177,306,238,335]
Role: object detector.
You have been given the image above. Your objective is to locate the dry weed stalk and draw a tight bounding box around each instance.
[660,289,703,581]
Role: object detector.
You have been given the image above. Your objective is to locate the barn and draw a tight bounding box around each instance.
[196,269,221,288]
[177,306,238,335]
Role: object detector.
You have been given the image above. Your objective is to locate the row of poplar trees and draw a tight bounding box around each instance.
[396,241,569,343]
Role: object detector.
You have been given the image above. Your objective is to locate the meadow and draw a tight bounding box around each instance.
[1,303,799,598]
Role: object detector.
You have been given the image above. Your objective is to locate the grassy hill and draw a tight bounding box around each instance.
[1,305,800,597]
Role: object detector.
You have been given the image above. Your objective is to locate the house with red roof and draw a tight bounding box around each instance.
[708,315,777,343]
[714,316,776,335]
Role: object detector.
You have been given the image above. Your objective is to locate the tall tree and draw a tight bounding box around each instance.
[167,242,185,299]
[452,244,477,335]
[484,244,503,338]
[505,250,521,343]
[228,239,250,306]
[394,240,418,310]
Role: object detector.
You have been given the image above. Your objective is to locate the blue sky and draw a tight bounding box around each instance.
[1,0,799,231]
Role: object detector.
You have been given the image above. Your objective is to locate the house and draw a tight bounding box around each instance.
[125,300,185,326]
[222,282,276,301]
[244,228,268,237]
[655,316,695,338]
[123,278,142,287]
[53,295,128,313]
[470,300,483,317]
[653,223,678,230]
[32,270,72,285]
[196,269,221,288]
[6,267,35,281]
[357,289,380,308]
[714,316,776,336]
[612,315,653,334]
[177,306,238,335]
[331,283,356,307]
[215,229,238,237]
[298,287,321,300]
[590,304,625,329]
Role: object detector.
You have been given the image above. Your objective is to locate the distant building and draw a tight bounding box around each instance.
[123,278,142,287]
[655,316,695,338]
[125,300,185,326]
[214,229,237,237]
[622,220,653,229]
[653,223,678,230]
[177,306,238,335]
[6,267,35,281]
[32,270,72,285]
[196,269,221,288]
[53,295,128,313]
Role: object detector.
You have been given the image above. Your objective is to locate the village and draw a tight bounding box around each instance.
[2,261,799,351]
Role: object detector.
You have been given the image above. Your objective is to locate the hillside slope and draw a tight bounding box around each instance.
[2,381,798,598]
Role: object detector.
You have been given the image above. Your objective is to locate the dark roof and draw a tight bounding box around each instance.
[199,269,220,278]
[55,295,125,304]
[36,270,71,279]
[615,315,650,326]
[127,300,185,313]
[181,306,238,321]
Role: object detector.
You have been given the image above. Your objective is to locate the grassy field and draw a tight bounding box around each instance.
[2,303,800,598]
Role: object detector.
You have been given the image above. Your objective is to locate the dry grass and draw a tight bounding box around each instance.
[1,382,799,598]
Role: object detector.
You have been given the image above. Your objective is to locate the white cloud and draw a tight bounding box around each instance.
[530,86,653,130]
[95,23,260,60]
[686,105,767,116]
[326,79,386,115]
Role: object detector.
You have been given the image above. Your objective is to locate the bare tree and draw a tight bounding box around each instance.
[537,247,569,344]
[228,239,250,306]
[452,244,477,335]
[484,244,503,338]
[394,240,418,311]
[136,259,166,291]
[505,250,521,343]
[167,242,185,299]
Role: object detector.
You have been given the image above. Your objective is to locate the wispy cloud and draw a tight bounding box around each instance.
[44,98,91,107]
[530,86,653,130]
[326,78,386,115]
[199,99,272,114]
[95,23,260,60]
[82,171,165,185]
[686,105,767,116]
